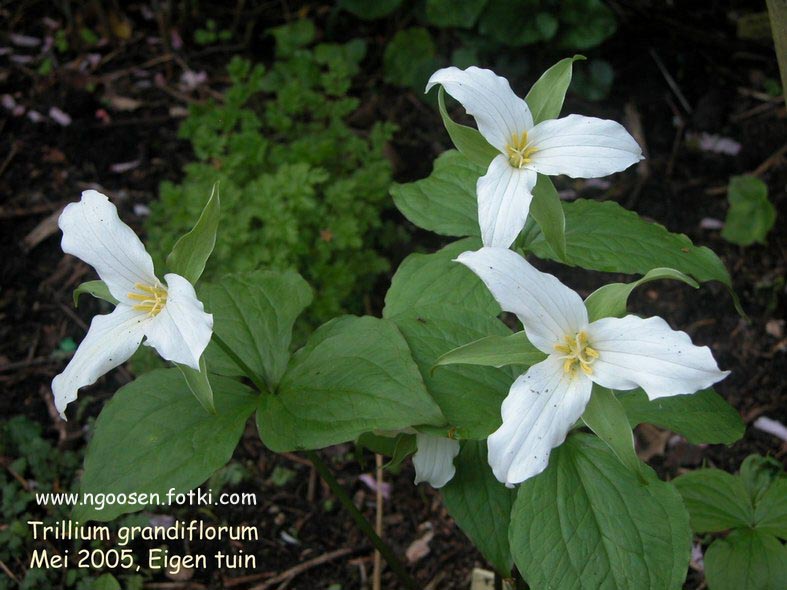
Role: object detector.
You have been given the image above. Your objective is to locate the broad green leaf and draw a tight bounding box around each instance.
[383,238,498,318]
[425,0,488,28]
[528,175,566,260]
[442,441,516,576]
[338,0,402,19]
[673,469,754,532]
[201,270,312,389]
[558,0,617,50]
[619,387,744,444]
[391,308,515,438]
[755,480,787,540]
[73,280,118,307]
[525,55,585,123]
[257,316,445,452]
[704,529,787,590]
[384,240,516,438]
[75,369,255,521]
[722,175,776,246]
[741,455,785,504]
[391,150,482,237]
[582,385,644,480]
[434,331,545,369]
[511,434,691,590]
[176,355,214,414]
[572,58,615,101]
[436,87,499,168]
[585,267,699,322]
[383,28,438,90]
[91,574,121,590]
[166,183,220,284]
[523,199,742,314]
[479,0,558,46]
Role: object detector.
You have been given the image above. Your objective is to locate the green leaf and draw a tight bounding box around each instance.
[528,175,566,260]
[74,369,256,522]
[383,238,498,318]
[73,280,118,307]
[755,480,787,540]
[479,0,555,46]
[511,434,691,590]
[339,0,402,20]
[525,55,585,123]
[356,432,417,471]
[704,529,787,590]
[91,574,121,590]
[257,316,445,451]
[383,28,437,90]
[384,240,516,439]
[442,441,516,576]
[558,0,617,50]
[582,385,644,480]
[673,469,754,532]
[722,175,776,246]
[434,331,545,369]
[201,270,312,389]
[741,455,785,504]
[425,0,488,28]
[166,183,220,284]
[391,150,483,237]
[618,387,744,445]
[436,87,499,168]
[572,58,615,101]
[585,267,699,322]
[523,199,742,313]
[175,355,215,414]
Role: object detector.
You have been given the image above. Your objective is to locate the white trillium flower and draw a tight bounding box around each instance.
[426,66,644,248]
[413,433,460,488]
[456,247,730,487]
[375,430,460,488]
[52,190,213,419]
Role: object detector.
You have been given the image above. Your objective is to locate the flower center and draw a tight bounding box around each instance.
[127,282,168,317]
[554,330,599,376]
[506,131,537,168]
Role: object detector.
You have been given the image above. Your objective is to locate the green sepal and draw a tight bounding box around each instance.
[175,355,215,414]
[525,55,585,123]
[166,182,220,284]
[73,280,118,307]
[436,86,498,168]
[433,330,545,371]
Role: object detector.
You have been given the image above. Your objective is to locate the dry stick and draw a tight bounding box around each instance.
[307,451,420,590]
[373,453,384,590]
[247,548,354,590]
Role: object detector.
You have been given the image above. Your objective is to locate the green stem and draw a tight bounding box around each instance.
[211,333,269,393]
[213,333,419,589]
[306,450,420,590]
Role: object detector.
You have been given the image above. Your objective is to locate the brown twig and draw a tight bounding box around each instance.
[373,453,384,590]
[248,547,355,590]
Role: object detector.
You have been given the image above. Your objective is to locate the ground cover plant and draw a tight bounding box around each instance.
[1,1,785,589]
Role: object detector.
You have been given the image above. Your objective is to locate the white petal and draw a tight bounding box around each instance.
[426,66,533,153]
[526,114,643,178]
[587,315,730,399]
[143,273,213,370]
[488,356,592,486]
[455,247,588,353]
[58,190,158,302]
[413,433,460,488]
[477,155,537,248]
[52,304,148,418]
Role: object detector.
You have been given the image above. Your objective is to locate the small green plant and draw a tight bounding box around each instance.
[145,20,396,326]
[722,175,776,246]
[675,455,787,590]
[193,18,232,45]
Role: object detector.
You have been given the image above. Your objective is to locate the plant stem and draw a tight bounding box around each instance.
[211,333,269,393]
[306,450,421,590]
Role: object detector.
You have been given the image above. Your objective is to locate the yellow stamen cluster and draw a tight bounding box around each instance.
[506,131,537,168]
[554,331,600,376]
[127,282,167,317]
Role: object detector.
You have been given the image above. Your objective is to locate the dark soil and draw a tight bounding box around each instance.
[1,1,784,589]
